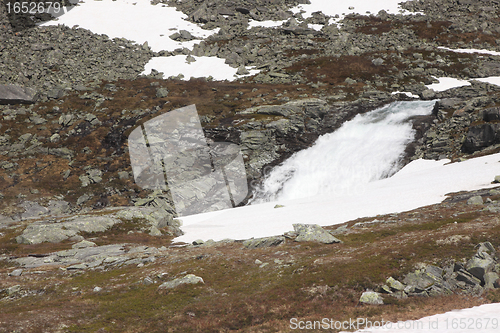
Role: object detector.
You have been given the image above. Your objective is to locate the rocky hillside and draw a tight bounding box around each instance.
[1,0,500,331]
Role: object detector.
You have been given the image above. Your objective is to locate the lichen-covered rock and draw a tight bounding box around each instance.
[360,291,383,305]
[292,224,342,244]
[386,277,405,291]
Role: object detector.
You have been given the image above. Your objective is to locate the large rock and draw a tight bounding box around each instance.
[467,196,484,205]
[462,123,500,153]
[0,84,38,104]
[360,291,384,305]
[243,236,285,249]
[190,3,209,23]
[403,269,439,291]
[158,274,204,290]
[466,251,496,283]
[483,107,500,122]
[484,272,500,289]
[292,224,342,244]
[386,277,405,291]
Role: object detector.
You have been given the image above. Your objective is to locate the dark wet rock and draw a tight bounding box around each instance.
[483,107,500,122]
[456,268,482,286]
[462,123,500,153]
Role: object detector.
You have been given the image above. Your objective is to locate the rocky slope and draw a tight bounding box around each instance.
[1,0,500,331]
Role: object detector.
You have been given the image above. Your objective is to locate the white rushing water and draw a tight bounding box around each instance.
[252,100,436,203]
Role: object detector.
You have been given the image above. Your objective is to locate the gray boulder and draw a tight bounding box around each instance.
[292,224,342,244]
[466,252,496,283]
[484,272,500,289]
[16,225,78,244]
[476,242,496,255]
[190,3,209,23]
[467,196,483,205]
[0,84,38,104]
[158,274,204,290]
[243,236,285,249]
[6,285,21,296]
[371,58,384,66]
[155,87,169,98]
[419,89,437,100]
[360,291,383,305]
[169,30,194,41]
[8,269,23,277]
[403,270,439,291]
[386,277,405,291]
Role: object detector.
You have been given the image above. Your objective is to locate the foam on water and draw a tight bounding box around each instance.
[252,100,436,203]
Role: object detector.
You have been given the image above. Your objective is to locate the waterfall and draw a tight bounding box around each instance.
[251,100,436,203]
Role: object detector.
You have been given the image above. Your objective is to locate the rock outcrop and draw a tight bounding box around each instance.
[15,206,181,245]
[377,242,500,302]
